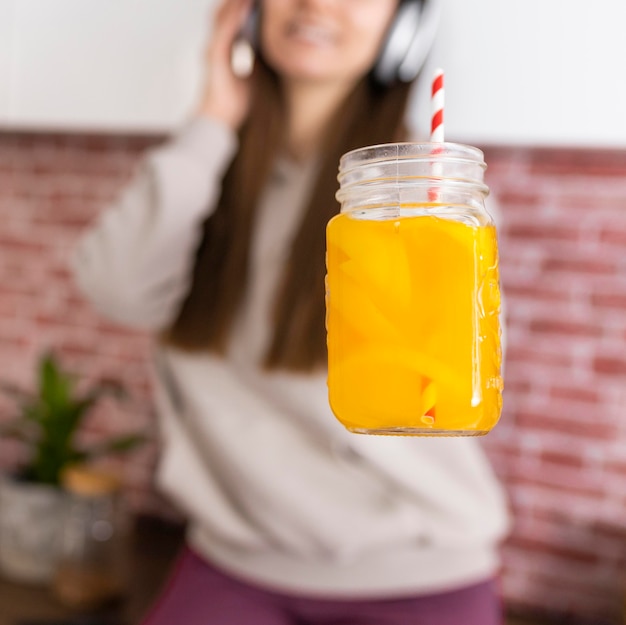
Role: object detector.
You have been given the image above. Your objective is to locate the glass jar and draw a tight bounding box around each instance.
[326,142,503,436]
[52,466,130,611]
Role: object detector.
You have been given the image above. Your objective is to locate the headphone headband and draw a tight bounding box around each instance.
[372,0,441,87]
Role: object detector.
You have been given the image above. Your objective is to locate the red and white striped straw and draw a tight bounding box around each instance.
[430,68,445,142]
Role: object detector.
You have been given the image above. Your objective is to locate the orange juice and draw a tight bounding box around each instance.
[326,210,502,435]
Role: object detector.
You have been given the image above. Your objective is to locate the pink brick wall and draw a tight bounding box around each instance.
[1,132,626,621]
[0,133,164,515]
[482,146,626,622]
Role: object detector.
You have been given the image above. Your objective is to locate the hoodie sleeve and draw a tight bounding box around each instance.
[71,116,237,331]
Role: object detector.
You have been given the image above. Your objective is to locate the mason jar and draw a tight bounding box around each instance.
[53,467,130,611]
[326,142,502,436]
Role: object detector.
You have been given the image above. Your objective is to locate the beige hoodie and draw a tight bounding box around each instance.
[72,116,510,598]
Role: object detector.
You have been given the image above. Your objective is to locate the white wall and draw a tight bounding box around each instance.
[414,0,626,147]
[1,0,213,133]
[0,0,14,121]
[1,0,625,147]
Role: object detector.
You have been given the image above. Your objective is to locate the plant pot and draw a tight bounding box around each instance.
[0,475,67,584]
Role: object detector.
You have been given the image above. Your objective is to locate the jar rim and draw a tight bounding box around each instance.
[339,141,486,172]
[336,141,489,208]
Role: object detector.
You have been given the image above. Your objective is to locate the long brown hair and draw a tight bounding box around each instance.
[165,59,414,371]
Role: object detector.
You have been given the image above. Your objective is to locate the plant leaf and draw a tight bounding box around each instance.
[39,351,75,416]
[2,349,137,485]
[81,432,148,460]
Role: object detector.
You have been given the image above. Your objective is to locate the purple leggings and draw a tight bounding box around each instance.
[140,547,503,625]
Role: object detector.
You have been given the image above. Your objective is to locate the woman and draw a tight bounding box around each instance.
[72,0,510,623]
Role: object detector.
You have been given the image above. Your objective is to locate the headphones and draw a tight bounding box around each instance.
[237,0,440,87]
[373,0,441,86]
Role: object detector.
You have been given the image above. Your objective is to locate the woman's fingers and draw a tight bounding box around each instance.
[196,0,255,129]
[209,0,254,65]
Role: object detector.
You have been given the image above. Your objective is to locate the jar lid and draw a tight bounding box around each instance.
[61,465,121,497]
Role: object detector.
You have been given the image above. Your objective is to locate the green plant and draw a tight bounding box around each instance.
[0,350,146,485]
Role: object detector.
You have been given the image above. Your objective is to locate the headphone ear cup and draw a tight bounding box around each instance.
[373,0,440,87]
[231,2,260,77]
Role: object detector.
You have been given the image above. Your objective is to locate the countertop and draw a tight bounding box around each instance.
[0,516,184,625]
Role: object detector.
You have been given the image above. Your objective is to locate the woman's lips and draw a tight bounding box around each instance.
[285,21,337,47]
